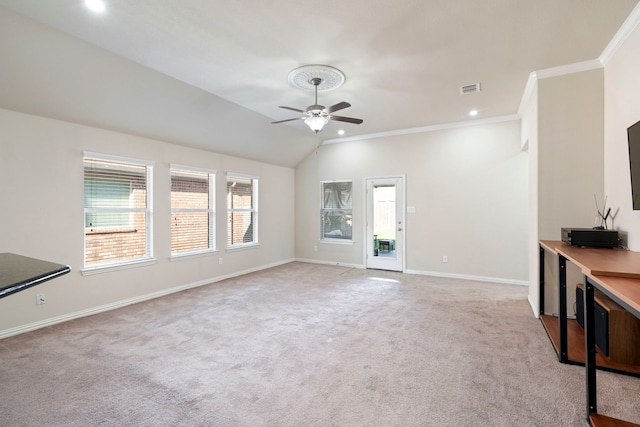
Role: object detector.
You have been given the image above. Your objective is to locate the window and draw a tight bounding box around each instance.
[170,165,215,256]
[226,174,258,247]
[83,153,154,268]
[321,181,352,240]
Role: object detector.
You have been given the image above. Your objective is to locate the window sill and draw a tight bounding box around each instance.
[226,242,260,252]
[81,258,157,276]
[170,250,218,261]
[320,239,354,245]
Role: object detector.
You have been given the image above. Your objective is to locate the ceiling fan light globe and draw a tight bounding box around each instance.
[305,115,328,133]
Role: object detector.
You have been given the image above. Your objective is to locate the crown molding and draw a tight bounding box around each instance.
[518,3,640,118]
[323,114,520,144]
[517,60,603,117]
[517,71,540,118]
[534,59,603,80]
[325,3,640,146]
[600,2,640,66]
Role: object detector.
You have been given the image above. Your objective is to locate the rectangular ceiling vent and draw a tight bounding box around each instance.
[460,83,481,95]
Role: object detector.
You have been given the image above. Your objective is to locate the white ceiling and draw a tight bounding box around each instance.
[0,0,638,167]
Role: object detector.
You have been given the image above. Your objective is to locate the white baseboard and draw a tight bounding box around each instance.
[294,258,365,269]
[528,294,540,318]
[294,259,528,287]
[0,258,295,340]
[1,259,528,339]
[405,268,529,287]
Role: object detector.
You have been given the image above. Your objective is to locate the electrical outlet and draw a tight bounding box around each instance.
[442,256,448,263]
[36,293,45,305]
[219,258,223,265]
[314,245,318,252]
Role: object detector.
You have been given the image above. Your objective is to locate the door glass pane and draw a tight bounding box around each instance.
[373,184,395,257]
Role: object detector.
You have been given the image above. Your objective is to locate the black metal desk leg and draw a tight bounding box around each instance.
[583,276,597,418]
[539,245,545,316]
[558,255,568,362]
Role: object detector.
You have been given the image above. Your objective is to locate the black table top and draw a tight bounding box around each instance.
[0,253,71,299]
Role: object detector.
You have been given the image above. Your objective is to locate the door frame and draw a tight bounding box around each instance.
[364,175,406,272]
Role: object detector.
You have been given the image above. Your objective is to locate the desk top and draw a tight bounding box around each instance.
[540,240,640,279]
[0,253,71,299]
[589,275,640,317]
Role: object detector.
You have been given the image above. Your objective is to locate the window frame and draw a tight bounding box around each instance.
[226,173,259,250]
[320,180,354,243]
[82,151,155,274]
[170,164,216,258]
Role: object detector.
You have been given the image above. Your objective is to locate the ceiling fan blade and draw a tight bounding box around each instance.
[272,117,302,124]
[330,115,363,125]
[326,101,351,114]
[278,106,305,113]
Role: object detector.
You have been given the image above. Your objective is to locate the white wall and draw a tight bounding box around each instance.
[521,79,540,313]
[537,69,605,240]
[604,21,640,250]
[295,120,529,284]
[526,68,605,316]
[0,109,295,336]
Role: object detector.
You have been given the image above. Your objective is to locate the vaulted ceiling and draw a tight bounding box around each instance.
[0,0,638,167]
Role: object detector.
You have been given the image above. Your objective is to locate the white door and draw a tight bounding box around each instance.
[365,177,404,271]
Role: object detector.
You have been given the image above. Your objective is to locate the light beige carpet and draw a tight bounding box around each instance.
[1,262,639,426]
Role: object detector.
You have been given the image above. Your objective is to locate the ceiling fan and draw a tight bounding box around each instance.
[272,77,363,134]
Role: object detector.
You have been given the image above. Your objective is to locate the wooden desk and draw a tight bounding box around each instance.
[553,242,640,279]
[0,253,71,299]
[539,241,640,426]
[539,240,640,369]
[585,275,640,426]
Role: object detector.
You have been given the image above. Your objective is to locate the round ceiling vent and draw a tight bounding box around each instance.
[287,65,345,92]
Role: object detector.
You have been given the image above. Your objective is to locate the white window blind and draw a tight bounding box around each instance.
[83,154,153,268]
[171,166,215,256]
[226,174,258,247]
[321,181,353,240]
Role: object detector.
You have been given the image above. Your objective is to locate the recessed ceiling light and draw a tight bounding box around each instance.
[469,109,479,117]
[338,130,345,136]
[85,0,106,13]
